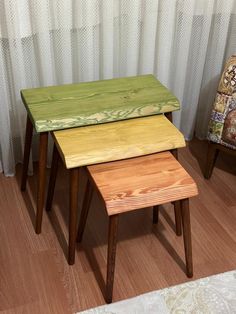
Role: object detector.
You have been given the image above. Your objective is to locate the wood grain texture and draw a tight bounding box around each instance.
[87,152,198,216]
[53,115,185,169]
[1,139,236,313]
[21,75,180,133]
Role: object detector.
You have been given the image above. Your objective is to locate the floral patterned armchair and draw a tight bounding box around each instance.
[205,55,236,179]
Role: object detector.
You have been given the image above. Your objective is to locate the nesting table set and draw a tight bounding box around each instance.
[21,75,198,303]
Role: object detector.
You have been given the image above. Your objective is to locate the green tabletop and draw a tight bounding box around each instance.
[21,75,180,133]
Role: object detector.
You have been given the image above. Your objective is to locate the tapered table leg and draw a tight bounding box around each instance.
[35,132,48,234]
[153,205,159,224]
[106,214,119,304]
[180,198,193,278]
[174,201,182,236]
[21,116,33,191]
[46,144,60,212]
[171,149,182,235]
[68,168,79,265]
[77,179,93,243]
[171,148,178,159]
[165,112,172,122]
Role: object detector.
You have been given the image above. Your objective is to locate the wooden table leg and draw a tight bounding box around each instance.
[174,201,182,236]
[166,110,181,237]
[153,205,159,224]
[170,149,182,236]
[21,116,33,191]
[106,214,119,304]
[77,179,93,243]
[46,144,60,212]
[68,168,79,265]
[165,112,172,122]
[171,148,178,159]
[35,132,48,234]
[180,198,193,278]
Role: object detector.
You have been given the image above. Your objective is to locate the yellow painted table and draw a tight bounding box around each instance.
[20,75,180,234]
[46,114,186,265]
[53,115,185,169]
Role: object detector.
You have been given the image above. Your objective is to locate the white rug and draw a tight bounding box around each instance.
[78,270,236,314]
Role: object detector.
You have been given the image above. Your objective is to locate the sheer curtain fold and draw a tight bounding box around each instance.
[0,0,236,176]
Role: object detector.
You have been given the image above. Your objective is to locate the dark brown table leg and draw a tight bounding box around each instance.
[171,148,178,159]
[170,149,182,236]
[35,132,48,234]
[106,214,119,304]
[180,198,193,278]
[77,179,93,243]
[165,112,172,122]
[46,144,60,212]
[21,116,33,191]
[174,201,182,236]
[204,142,219,179]
[153,205,159,224]
[68,168,79,265]
[166,112,184,236]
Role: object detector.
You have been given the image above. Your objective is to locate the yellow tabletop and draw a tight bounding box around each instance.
[52,115,185,169]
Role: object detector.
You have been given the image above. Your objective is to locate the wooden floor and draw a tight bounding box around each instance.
[0,139,236,314]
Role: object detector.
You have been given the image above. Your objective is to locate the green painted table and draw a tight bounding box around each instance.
[20,75,180,234]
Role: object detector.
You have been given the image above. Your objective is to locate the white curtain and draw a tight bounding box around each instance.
[0,0,236,176]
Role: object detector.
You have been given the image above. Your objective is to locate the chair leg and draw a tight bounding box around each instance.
[174,201,182,236]
[77,179,93,243]
[46,144,60,211]
[180,198,193,278]
[21,116,33,191]
[204,142,219,179]
[153,205,159,224]
[36,132,48,234]
[106,214,119,304]
[68,168,79,265]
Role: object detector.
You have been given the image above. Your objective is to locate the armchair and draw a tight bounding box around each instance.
[205,55,236,179]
